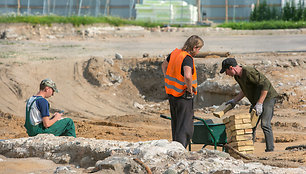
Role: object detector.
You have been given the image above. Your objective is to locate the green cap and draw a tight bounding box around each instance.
[41,78,58,93]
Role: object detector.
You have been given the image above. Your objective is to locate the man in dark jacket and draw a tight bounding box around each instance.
[220,58,278,152]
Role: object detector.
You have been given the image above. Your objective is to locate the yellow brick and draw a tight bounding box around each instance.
[234,113,251,119]
[233,119,243,124]
[229,140,253,147]
[236,146,254,151]
[242,118,251,124]
[232,134,253,141]
[230,123,252,130]
[231,130,245,136]
[245,150,254,154]
[244,129,253,134]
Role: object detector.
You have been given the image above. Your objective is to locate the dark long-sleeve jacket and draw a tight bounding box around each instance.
[234,66,278,105]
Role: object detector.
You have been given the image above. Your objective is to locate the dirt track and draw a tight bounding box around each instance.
[0,24,306,171]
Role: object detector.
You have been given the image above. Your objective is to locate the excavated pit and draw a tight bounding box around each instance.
[83,57,237,108]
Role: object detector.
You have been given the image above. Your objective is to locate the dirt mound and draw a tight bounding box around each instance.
[0,110,27,139]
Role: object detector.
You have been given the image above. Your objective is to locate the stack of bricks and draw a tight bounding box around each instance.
[223,113,254,157]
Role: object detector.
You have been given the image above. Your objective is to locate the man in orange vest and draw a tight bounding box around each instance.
[161,35,204,148]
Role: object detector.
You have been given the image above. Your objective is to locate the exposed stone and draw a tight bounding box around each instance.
[115,53,123,60]
[143,53,149,58]
[0,134,305,173]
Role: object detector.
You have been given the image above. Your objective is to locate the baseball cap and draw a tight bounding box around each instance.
[40,78,58,93]
[220,58,238,73]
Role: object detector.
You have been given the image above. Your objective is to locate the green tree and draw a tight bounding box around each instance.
[250,0,278,21]
[250,5,258,21]
[271,7,280,20]
[282,2,292,21]
[295,0,304,21]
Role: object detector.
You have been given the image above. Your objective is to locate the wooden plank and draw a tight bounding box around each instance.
[194,52,230,58]
[224,144,252,160]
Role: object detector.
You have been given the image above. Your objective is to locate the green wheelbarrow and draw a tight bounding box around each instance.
[160,114,227,151]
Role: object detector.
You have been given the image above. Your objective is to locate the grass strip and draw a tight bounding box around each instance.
[218,20,306,30]
[0,15,194,28]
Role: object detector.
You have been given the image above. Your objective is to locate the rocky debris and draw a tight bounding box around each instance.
[0,134,305,173]
[0,29,19,40]
[195,79,240,107]
[198,79,240,95]
[83,57,123,87]
[142,53,149,58]
[134,102,144,110]
[54,166,75,173]
[115,53,123,60]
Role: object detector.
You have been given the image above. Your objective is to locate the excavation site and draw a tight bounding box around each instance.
[0,24,305,173]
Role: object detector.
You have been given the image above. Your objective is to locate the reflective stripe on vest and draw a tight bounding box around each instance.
[165,48,197,97]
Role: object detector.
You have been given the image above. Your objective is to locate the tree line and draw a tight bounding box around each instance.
[250,0,306,21]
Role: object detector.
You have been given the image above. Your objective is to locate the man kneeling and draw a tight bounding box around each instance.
[25,78,76,137]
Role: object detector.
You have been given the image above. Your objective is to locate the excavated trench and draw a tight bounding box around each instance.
[83,57,238,108]
[129,60,237,107]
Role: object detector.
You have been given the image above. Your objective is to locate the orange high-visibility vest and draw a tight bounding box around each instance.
[165,48,197,97]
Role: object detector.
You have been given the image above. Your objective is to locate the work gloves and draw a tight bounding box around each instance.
[254,103,263,116]
[226,99,236,109]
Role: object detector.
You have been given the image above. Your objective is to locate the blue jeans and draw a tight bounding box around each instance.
[251,98,276,152]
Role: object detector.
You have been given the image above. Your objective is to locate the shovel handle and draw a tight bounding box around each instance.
[161,115,203,121]
[160,114,171,120]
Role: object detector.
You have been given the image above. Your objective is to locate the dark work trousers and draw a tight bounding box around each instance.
[252,98,276,152]
[168,94,194,148]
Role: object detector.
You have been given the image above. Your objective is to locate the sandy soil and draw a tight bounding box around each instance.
[0,24,305,173]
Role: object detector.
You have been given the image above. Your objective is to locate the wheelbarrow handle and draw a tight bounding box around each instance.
[160,114,171,120]
[161,115,204,121]
[192,116,203,121]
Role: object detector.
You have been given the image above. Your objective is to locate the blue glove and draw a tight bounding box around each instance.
[226,99,236,109]
[254,103,263,116]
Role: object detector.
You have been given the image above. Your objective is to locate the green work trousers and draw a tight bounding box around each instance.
[26,118,76,137]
